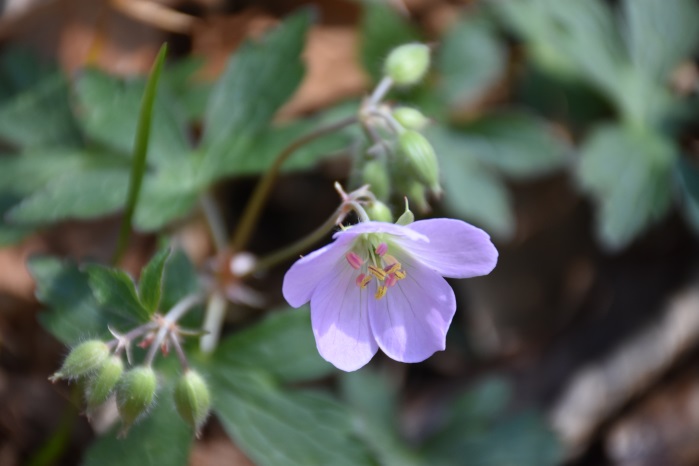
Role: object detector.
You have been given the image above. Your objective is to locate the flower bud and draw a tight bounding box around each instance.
[384,43,430,86]
[174,370,211,436]
[117,367,157,431]
[362,160,390,200]
[392,107,429,131]
[50,340,110,382]
[398,130,441,192]
[404,181,430,213]
[86,355,124,408]
[365,201,393,223]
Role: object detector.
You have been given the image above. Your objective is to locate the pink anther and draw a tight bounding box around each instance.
[375,243,388,256]
[345,252,364,269]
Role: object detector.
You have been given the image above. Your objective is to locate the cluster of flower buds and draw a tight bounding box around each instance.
[356,42,441,217]
[50,313,211,436]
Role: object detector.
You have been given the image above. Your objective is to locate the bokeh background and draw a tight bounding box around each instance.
[2,0,699,465]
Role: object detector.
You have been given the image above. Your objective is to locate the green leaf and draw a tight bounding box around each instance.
[30,257,130,345]
[359,1,422,82]
[436,15,505,109]
[0,72,81,149]
[0,48,54,101]
[134,164,199,231]
[163,57,211,121]
[82,398,193,466]
[73,67,190,167]
[86,264,151,323]
[0,151,94,242]
[456,112,570,179]
[209,370,371,466]
[214,307,333,384]
[577,124,675,250]
[421,378,561,466]
[494,0,626,99]
[428,125,515,238]
[138,248,171,314]
[160,249,200,313]
[623,0,699,82]
[676,157,699,234]
[6,168,129,225]
[232,105,358,175]
[200,10,312,182]
[341,370,422,466]
[113,44,169,263]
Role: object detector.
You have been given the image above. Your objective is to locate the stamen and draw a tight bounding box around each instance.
[375,285,387,299]
[386,274,398,287]
[356,273,372,288]
[368,265,387,281]
[375,243,388,256]
[394,270,406,280]
[383,254,398,266]
[345,252,364,270]
[384,263,401,275]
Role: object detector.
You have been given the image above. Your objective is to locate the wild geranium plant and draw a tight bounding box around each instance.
[14,8,563,466]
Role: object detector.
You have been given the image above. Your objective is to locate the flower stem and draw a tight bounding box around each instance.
[199,291,227,354]
[368,76,393,107]
[199,192,227,252]
[229,116,358,253]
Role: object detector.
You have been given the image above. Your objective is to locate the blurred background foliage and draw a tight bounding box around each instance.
[2,0,699,465]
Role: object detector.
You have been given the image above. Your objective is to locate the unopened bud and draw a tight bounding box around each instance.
[117,367,157,432]
[50,340,110,382]
[384,43,430,86]
[399,130,441,192]
[174,370,211,436]
[404,181,430,213]
[392,107,429,131]
[366,201,393,223]
[362,160,390,200]
[86,355,124,408]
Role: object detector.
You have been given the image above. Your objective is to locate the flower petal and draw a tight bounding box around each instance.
[282,233,357,308]
[368,260,455,363]
[310,263,378,371]
[333,221,428,243]
[403,218,498,278]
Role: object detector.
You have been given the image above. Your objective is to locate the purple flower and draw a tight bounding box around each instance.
[282,219,498,371]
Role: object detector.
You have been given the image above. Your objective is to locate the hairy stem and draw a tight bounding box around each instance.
[199,292,227,354]
[199,193,228,252]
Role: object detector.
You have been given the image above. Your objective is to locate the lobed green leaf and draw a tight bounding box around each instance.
[86,264,151,323]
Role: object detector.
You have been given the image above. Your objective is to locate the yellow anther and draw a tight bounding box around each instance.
[357,274,372,288]
[384,263,401,275]
[394,270,406,280]
[368,265,387,281]
[375,285,387,300]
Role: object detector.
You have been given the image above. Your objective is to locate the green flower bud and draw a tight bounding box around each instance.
[174,370,211,436]
[117,367,157,431]
[398,130,441,193]
[50,340,110,382]
[392,107,429,131]
[86,355,124,408]
[365,201,393,223]
[362,160,390,200]
[404,181,430,213]
[384,43,430,86]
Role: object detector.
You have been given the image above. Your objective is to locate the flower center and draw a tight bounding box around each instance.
[345,241,407,300]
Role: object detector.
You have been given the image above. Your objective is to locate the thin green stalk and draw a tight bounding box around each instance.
[229,116,358,253]
[112,44,168,265]
[245,206,343,277]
